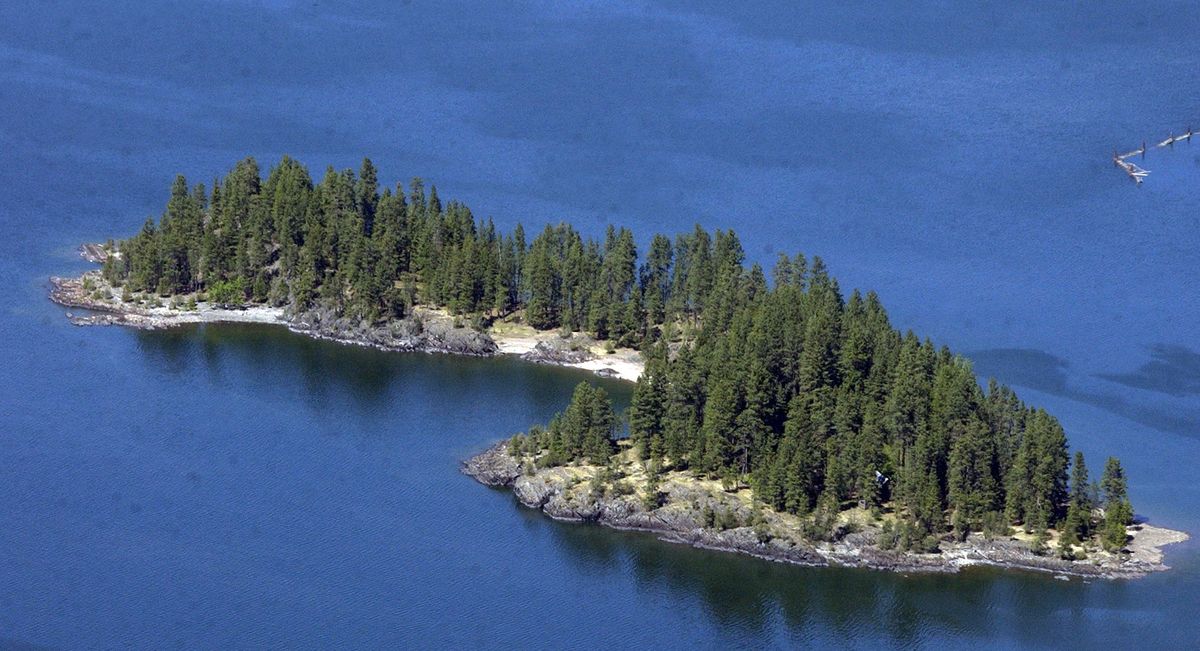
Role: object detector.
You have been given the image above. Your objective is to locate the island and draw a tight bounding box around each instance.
[53,156,1187,579]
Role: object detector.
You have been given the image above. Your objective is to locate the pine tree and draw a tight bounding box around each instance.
[885,333,932,470]
[356,157,379,233]
[628,354,667,460]
[1066,451,1092,541]
[1005,410,1069,529]
[662,345,703,469]
[948,418,999,530]
[104,156,1138,547]
[1100,457,1133,551]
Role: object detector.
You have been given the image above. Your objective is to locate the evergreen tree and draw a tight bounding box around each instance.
[1100,457,1133,551]
[948,419,999,530]
[628,351,667,460]
[103,156,1137,547]
[1064,451,1092,542]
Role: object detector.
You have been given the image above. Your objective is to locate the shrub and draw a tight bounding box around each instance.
[951,509,969,542]
[207,278,246,307]
[754,521,773,544]
[642,484,663,510]
[611,480,636,497]
[981,511,1011,540]
[750,502,772,543]
[268,277,288,306]
[1031,529,1050,556]
[878,520,899,550]
[589,470,610,497]
[1057,535,1077,560]
[536,451,565,469]
[878,520,940,553]
[802,493,842,542]
[251,275,268,302]
[705,506,740,531]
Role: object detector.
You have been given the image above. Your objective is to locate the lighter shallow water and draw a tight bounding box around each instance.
[2,2,1199,649]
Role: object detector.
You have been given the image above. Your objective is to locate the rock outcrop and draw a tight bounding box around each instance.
[520,339,592,366]
[463,442,1187,580]
[288,306,497,356]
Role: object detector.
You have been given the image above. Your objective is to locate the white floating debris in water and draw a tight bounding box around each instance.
[1112,126,1194,185]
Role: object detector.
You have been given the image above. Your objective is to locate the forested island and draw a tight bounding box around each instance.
[53,156,1186,577]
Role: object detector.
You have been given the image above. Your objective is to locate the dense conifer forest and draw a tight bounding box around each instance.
[108,156,1134,553]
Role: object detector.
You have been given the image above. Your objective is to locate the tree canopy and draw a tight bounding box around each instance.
[108,156,1134,550]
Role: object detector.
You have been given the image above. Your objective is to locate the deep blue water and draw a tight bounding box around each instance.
[2,2,1198,648]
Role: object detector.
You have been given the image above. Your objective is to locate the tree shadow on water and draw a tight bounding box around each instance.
[131,323,630,422]
[538,515,1115,647]
[133,323,403,410]
[969,347,1200,440]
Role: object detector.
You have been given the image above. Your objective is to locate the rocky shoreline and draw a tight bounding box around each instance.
[464,442,1188,580]
[49,245,644,380]
[51,247,1189,580]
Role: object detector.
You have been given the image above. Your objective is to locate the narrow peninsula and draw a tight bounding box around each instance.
[53,156,1187,579]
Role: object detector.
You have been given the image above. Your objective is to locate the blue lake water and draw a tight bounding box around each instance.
[1,2,1198,648]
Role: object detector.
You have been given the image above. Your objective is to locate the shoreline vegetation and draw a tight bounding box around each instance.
[465,441,1187,579]
[51,262,645,382]
[54,156,1187,579]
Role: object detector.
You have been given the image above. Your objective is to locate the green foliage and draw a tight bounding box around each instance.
[541,383,615,464]
[1102,505,1131,551]
[507,433,527,458]
[1030,528,1050,556]
[107,156,1135,547]
[699,502,743,531]
[1099,457,1133,552]
[749,501,772,543]
[1101,457,1129,511]
[878,519,940,553]
[628,351,668,460]
[643,472,664,510]
[980,511,1010,540]
[610,480,636,497]
[207,277,246,306]
[1005,410,1069,530]
[803,492,842,542]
